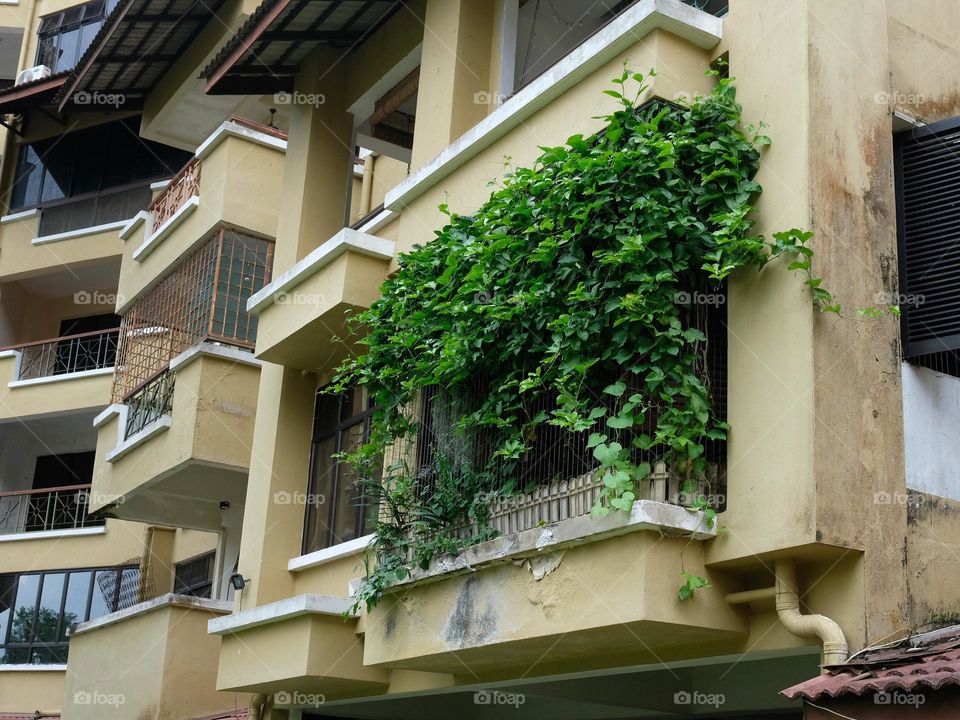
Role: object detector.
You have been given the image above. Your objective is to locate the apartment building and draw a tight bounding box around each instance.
[0,0,957,719]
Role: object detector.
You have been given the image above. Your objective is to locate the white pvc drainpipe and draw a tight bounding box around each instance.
[775,559,848,669]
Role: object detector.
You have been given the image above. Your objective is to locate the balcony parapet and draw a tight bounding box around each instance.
[0,485,104,537]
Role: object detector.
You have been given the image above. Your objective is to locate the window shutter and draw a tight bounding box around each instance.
[895,116,960,358]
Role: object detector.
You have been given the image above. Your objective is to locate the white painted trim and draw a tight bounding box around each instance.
[385,0,722,212]
[93,403,124,428]
[0,207,39,224]
[32,219,129,246]
[71,593,232,636]
[106,416,171,463]
[247,228,394,314]
[150,179,172,191]
[247,228,396,315]
[0,349,18,359]
[497,0,519,99]
[169,342,262,372]
[288,534,373,572]
[0,664,67,672]
[399,498,716,587]
[0,526,106,543]
[356,207,398,234]
[132,195,199,261]
[120,210,151,240]
[8,366,113,388]
[208,593,356,635]
[195,119,287,160]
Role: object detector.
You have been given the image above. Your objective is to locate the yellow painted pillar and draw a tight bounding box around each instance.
[235,364,316,607]
[410,0,498,170]
[273,48,355,270]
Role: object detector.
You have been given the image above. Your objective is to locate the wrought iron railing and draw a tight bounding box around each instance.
[7,328,119,380]
[0,485,104,535]
[148,155,201,227]
[124,369,175,439]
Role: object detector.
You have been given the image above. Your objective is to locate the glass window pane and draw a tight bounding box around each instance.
[330,423,368,545]
[62,572,91,638]
[53,26,80,73]
[88,571,115,618]
[7,574,40,643]
[0,574,15,645]
[35,573,65,642]
[40,139,77,203]
[304,434,337,552]
[11,146,43,209]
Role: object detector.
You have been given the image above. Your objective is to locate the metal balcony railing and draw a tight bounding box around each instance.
[5,328,119,381]
[124,369,175,439]
[148,155,201,227]
[0,485,104,535]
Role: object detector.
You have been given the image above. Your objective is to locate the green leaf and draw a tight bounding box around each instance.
[603,381,627,397]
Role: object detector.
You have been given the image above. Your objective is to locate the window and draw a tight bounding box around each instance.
[35,0,119,73]
[302,387,377,554]
[512,1,726,92]
[173,552,215,598]
[0,565,138,664]
[894,115,960,377]
[9,117,192,234]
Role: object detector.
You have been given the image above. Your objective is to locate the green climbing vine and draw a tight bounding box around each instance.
[333,66,845,613]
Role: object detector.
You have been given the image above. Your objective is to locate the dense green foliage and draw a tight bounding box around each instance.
[334,69,830,612]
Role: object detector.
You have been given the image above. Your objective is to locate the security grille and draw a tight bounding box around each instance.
[112,228,274,402]
[895,115,960,369]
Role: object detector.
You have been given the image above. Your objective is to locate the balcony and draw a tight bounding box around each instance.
[0,328,117,420]
[246,227,395,372]
[90,229,272,530]
[116,116,286,310]
[0,485,104,538]
[63,594,245,720]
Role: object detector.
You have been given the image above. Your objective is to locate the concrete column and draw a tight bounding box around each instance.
[410,0,498,170]
[273,48,355,270]
[141,526,176,600]
[234,364,316,608]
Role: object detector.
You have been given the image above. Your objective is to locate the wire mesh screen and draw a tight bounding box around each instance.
[112,228,274,401]
[398,290,727,535]
[94,560,147,613]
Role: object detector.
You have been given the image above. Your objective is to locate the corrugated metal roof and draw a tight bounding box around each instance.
[201,0,403,95]
[783,628,960,700]
[56,0,228,111]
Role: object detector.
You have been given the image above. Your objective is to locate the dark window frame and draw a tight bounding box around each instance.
[173,552,215,599]
[0,565,137,665]
[35,0,111,74]
[301,388,377,555]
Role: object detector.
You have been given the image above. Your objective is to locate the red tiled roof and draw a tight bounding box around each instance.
[783,629,960,700]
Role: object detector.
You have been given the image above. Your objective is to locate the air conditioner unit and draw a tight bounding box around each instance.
[16,65,52,86]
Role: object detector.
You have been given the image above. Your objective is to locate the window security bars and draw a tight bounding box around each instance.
[397,295,727,538]
[111,229,274,406]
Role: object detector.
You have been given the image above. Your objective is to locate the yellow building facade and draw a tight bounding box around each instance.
[0,1,957,719]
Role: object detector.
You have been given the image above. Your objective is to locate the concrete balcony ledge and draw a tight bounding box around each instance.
[7,366,113,389]
[71,593,232,637]
[0,207,40,224]
[0,664,66,672]
[208,593,357,636]
[246,228,394,315]
[398,499,715,589]
[132,195,199,261]
[0,525,106,543]
[32,218,129,246]
[384,0,722,213]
